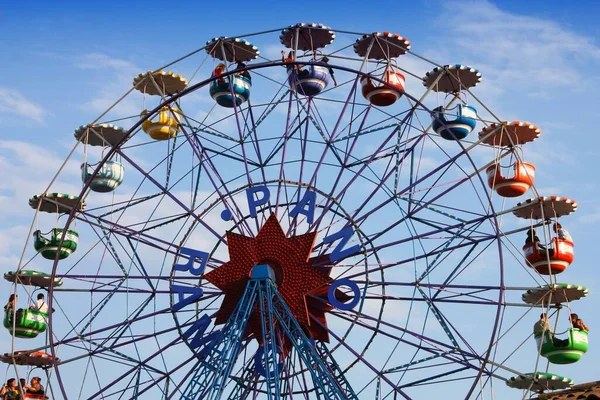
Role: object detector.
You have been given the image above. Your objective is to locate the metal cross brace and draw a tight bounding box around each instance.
[180,265,357,399]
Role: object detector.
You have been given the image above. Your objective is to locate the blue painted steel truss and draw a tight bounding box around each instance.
[181,264,357,400]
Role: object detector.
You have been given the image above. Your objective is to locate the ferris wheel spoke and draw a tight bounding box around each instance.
[324,142,417,237]
[408,174,491,222]
[227,104,262,215]
[311,116,417,236]
[243,101,271,185]
[281,84,371,235]
[310,318,414,399]
[429,239,498,301]
[53,306,172,349]
[241,88,293,143]
[359,292,501,307]
[320,214,497,279]
[108,146,237,241]
[272,93,309,216]
[350,137,489,231]
[326,309,484,373]
[74,211,214,266]
[85,332,190,398]
[358,215,496,260]
[142,115,257,236]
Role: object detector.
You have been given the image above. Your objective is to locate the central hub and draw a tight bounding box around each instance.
[257,259,284,286]
[203,213,340,344]
[250,264,276,282]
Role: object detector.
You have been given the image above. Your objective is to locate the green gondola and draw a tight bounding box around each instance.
[33,228,78,260]
[536,328,588,364]
[3,309,48,339]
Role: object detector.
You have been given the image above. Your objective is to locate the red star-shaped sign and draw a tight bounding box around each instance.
[204,214,347,343]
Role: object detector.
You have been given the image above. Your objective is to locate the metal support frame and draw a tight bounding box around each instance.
[181,265,357,400]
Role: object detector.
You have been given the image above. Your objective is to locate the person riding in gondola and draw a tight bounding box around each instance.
[570,313,590,332]
[29,293,48,314]
[281,50,307,76]
[541,222,573,257]
[554,222,572,242]
[235,62,250,80]
[24,377,44,396]
[3,294,17,311]
[212,63,226,83]
[0,378,20,399]
[533,313,563,346]
[525,228,546,253]
[320,56,337,86]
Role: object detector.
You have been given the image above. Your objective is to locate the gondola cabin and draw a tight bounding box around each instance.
[209,75,252,108]
[486,161,535,197]
[536,328,588,364]
[523,238,574,275]
[3,309,48,338]
[361,69,405,107]
[141,106,181,141]
[432,104,478,140]
[81,160,124,193]
[33,228,78,260]
[288,63,329,96]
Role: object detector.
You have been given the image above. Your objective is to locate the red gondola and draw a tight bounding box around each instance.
[523,238,574,275]
[486,161,535,197]
[360,68,405,107]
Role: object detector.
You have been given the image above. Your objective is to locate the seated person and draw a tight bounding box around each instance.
[533,313,566,347]
[554,222,573,242]
[281,50,307,75]
[281,50,295,64]
[3,294,17,311]
[24,376,44,395]
[212,63,226,83]
[234,62,251,80]
[0,378,20,399]
[525,228,546,252]
[570,313,590,332]
[29,293,48,313]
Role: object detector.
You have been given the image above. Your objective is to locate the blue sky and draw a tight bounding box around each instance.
[1,0,600,398]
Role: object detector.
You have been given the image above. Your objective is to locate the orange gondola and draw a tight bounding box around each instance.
[486,161,535,197]
[523,238,574,275]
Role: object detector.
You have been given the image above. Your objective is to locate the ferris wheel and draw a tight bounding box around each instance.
[2,23,589,399]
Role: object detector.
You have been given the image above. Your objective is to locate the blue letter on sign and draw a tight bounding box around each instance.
[183,314,221,358]
[170,285,203,312]
[289,190,316,224]
[322,225,360,263]
[246,185,270,218]
[328,278,360,310]
[173,247,209,276]
[254,346,283,378]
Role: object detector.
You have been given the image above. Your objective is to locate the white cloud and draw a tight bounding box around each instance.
[76,53,138,71]
[436,0,600,96]
[0,87,47,124]
[0,140,81,222]
[75,53,142,119]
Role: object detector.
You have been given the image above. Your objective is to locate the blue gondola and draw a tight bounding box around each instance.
[209,75,252,108]
[431,104,478,140]
[81,160,125,193]
[287,63,329,96]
